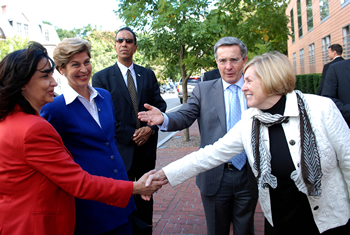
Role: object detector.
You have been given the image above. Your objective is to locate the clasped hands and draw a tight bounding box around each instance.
[133,126,152,146]
[133,103,164,146]
[133,169,168,201]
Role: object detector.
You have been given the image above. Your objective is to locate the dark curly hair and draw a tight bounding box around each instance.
[0,41,55,120]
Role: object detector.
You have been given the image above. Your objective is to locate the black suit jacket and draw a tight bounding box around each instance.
[321,59,350,127]
[166,79,258,197]
[202,68,221,81]
[317,56,344,95]
[92,63,167,171]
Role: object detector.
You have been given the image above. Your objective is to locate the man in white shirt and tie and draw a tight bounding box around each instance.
[92,27,166,235]
[139,37,258,235]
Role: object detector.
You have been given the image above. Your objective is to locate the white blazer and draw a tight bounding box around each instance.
[163,91,350,233]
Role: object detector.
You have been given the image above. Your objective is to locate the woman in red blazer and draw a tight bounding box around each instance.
[0,43,165,235]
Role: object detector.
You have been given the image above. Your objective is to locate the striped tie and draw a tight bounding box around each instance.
[227,85,246,170]
[127,69,140,128]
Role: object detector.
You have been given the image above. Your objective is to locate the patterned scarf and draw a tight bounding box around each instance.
[251,90,322,196]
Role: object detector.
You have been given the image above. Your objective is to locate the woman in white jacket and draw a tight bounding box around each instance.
[140,52,350,234]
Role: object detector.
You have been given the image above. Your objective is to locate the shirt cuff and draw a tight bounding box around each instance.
[158,113,169,131]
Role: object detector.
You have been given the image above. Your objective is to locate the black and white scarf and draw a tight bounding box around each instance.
[251,90,322,196]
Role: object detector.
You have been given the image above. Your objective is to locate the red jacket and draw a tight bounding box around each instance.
[0,107,133,235]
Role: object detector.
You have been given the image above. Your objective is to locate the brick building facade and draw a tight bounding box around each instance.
[286,0,350,75]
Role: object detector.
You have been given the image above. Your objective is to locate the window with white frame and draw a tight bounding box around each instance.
[300,49,305,74]
[319,0,329,22]
[17,23,22,35]
[293,52,297,74]
[24,24,28,37]
[341,0,350,7]
[306,0,313,31]
[309,43,316,73]
[322,35,331,64]
[290,9,295,43]
[343,25,350,59]
[45,29,49,41]
[297,0,303,38]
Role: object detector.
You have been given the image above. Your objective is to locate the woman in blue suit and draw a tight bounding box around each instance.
[41,38,136,235]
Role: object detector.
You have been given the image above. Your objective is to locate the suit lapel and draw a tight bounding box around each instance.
[68,98,109,138]
[211,79,227,134]
[133,64,144,105]
[94,95,108,135]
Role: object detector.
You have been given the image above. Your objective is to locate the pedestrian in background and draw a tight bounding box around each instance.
[317,44,344,95]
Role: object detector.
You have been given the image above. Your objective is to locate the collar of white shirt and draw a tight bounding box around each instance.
[117,61,135,77]
[62,83,102,105]
[222,74,244,91]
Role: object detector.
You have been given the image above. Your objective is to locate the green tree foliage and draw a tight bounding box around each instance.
[214,0,289,55]
[116,0,216,102]
[54,25,117,78]
[87,30,118,76]
[55,27,77,40]
[55,24,170,83]
[116,0,289,95]
[55,24,99,40]
[0,35,29,61]
[133,32,181,84]
[42,21,53,25]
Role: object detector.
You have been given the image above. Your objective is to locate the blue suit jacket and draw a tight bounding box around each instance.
[41,88,135,234]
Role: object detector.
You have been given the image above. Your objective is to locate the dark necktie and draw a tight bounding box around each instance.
[127,69,140,128]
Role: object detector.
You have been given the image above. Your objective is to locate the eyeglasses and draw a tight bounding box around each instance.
[218,57,245,65]
[116,38,134,44]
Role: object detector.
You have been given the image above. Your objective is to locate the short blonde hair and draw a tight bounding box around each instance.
[53,37,91,71]
[244,52,296,96]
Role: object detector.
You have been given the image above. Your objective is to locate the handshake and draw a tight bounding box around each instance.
[132,169,168,200]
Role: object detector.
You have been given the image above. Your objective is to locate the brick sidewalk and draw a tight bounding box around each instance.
[153,121,264,234]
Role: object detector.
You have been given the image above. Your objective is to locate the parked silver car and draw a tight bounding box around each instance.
[177,76,202,103]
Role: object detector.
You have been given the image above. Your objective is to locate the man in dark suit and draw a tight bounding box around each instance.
[203,68,221,81]
[321,59,350,127]
[92,27,167,235]
[139,37,258,235]
[317,44,344,95]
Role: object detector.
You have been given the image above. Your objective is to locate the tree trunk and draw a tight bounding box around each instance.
[179,41,190,141]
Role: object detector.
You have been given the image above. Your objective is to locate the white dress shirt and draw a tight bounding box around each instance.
[117,61,138,91]
[222,74,247,131]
